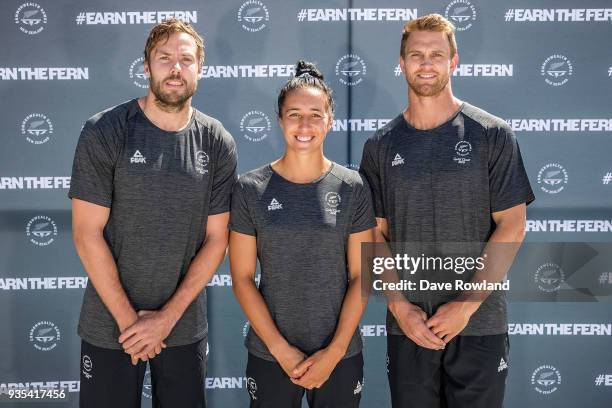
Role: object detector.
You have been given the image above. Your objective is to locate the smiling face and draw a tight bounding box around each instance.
[278,87,332,153]
[144,31,200,111]
[399,30,458,97]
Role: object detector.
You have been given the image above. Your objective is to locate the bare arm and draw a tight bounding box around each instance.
[71,198,138,331]
[229,230,307,377]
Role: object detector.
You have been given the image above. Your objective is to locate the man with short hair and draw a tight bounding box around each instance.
[69,18,236,407]
[360,14,534,407]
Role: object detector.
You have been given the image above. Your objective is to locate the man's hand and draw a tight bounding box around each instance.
[119,310,174,365]
[270,343,308,379]
[426,301,478,343]
[389,300,446,350]
[290,347,343,389]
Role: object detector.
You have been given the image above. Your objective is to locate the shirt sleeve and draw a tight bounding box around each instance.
[228,178,256,236]
[350,176,377,234]
[488,124,535,213]
[67,121,117,208]
[209,126,238,215]
[359,137,385,218]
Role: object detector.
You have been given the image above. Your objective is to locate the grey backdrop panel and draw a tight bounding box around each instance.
[1,0,611,406]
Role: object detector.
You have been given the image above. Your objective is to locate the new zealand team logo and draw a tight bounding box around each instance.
[444,1,476,31]
[195,151,209,175]
[531,365,561,394]
[240,111,271,142]
[21,113,53,145]
[453,141,472,164]
[15,3,47,35]
[29,321,61,351]
[129,57,148,89]
[537,163,568,194]
[26,215,58,246]
[336,55,367,86]
[541,55,573,86]
[534,262,565,293]
[238,1,269,32]
[324,192,341,215]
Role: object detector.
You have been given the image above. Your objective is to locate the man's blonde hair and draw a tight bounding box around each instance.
[400,14,457,58]
[144,18,205,70]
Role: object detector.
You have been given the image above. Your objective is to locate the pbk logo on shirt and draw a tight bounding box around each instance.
[453,141,472,164]
[324,192,341,215]
[391,153,405,166]
[267,198,283,211]
[130,150,146,164]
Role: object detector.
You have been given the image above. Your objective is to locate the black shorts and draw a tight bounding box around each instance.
[245,352,364,408]
[387,333,509,408]
[79,339,207,408]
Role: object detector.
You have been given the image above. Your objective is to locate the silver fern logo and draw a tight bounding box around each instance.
[240,111,271,142]
[541,55,573,86]
[445,1,476,31]
[336,54,367,86]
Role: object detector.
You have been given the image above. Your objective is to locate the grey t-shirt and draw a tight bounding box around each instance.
[68,99,237,349]
[229,163,376,361]
[359,102,535,336]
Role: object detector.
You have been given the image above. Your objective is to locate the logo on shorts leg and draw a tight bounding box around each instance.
[142,368,152,399]
[531,365,561,394]
[353,378,364,395]
[82,355,93,379]
[247,377,258,400]
[498,357,508,372]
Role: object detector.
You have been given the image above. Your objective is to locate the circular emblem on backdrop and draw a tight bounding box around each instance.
[29,321,60,351]
[21,113,53,145]
[534,263,565,293]
[240,111,271,142]
[15,3,47,35]
[129,57,148,89]
[26,216,58,246]
[540,55,573,86]
[537,163,568,194]
[531,365,561,394]
[335,54,367,86]
[444,0,477,31]
[238,0,270,32]
[195,151,209,175]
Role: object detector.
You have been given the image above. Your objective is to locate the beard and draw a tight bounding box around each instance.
[406,71,450,97]
[149,72,197,112]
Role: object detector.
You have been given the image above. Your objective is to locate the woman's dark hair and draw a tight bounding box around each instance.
[277,60,335,117]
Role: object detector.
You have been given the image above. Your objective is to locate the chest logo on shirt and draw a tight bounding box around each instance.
[391,153,405,167]
[453,141,472,164]
[324,192,342,215]
[267,198,283,211]
[195,151,209,174]
[130,150,146,164]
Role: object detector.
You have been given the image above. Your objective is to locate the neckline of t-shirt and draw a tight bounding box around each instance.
[401,102,467,133]
[133,98,196,135]
[267,161,335,186]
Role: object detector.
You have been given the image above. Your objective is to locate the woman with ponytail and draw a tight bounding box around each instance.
[228,60,375,407]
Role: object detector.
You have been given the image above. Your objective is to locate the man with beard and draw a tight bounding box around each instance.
[69,19,236,407]
[359,14,534,408]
